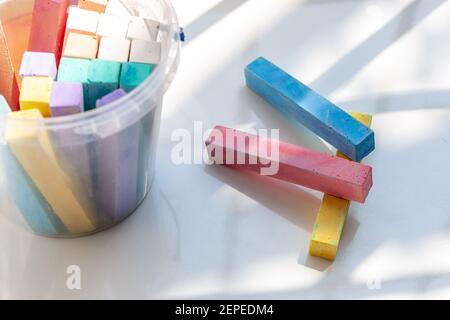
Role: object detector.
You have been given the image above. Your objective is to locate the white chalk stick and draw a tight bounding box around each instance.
[127,16,159,42]
[98,37,131,62]
[97,13,130,39]
[129,39,161,64]
[66,6,100,34]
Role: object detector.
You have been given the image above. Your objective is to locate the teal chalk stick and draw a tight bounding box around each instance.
[120,62,155,93]
[57,57,91,108]
[87,59,121,110]
[0,96,66,235]
[245,57,375,161]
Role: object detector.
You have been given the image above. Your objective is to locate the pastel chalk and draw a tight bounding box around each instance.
[50,82,84,116]
[105,0,133,18]
[19,51,58,80]
[95,95,140,219]
[0,96,65,235]
[78,0,108,13]
[86,59,121,109]
[19,76,53,117]
[96,88,127,107]
[0,2,33,88]
[62,31,99,59]
[97,37,131,62]
[57,57,91,107]
[245,57,375,162]
[119,62,155,92]
[129,39,161,65]
[66,6,100,34]
[96,13,130,39]
[5,109,95,234]
[310,112,373,260]
[127,16,159,42]
[0,22,20,110]
[205,125,373,203]
[27,0,70,64]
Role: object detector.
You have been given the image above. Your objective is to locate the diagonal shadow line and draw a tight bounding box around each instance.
[184,0,251,42]
[338,89,450,114]
[311,0,446,96]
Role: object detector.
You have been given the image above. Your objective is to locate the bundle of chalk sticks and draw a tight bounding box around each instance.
[1,0,161,116]
[0,0,162,236]
[205,57,376,261]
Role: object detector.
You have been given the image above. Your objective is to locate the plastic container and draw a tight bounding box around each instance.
[0,0,181,237]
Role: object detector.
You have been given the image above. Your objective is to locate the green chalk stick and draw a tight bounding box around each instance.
[120,62,155,93]
[87,59,121,110]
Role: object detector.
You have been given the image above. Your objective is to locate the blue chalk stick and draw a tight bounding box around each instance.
[0,96,65,235]
[245,57,375,161]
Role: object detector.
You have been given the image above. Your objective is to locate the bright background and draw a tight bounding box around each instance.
[2,0,450,299]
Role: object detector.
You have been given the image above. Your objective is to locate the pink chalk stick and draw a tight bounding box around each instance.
[205,126,373,203]
[28,0,71,65]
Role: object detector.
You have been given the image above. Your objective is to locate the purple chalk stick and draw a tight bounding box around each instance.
[96,88,127,108]
[50,82,84,117]
[19,52,58,80]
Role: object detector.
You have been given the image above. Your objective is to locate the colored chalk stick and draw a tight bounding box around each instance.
[78,0,108,13]
[1,1,33,88]
[19,52,58,80]
[97,13,130,39]
[205,126,373,203]
[5,109,95,234]
[96,88,127,107]
[66,6,100,34]
[0,96,65,235]
[129,39,161,65]
[63,31,99,59]
[0,22,20,110]
[106,0,133,18]
[127,16,159,42]
[50,82,84,116]
[95,99,140,219]
[57,57,91,107]
[309,112,373,261]
[97,37,131,62]
[245,57,375,162]
[86,59,121,109]
[19,76,53,117]
[120,62,155,92]
[28,0,71,65]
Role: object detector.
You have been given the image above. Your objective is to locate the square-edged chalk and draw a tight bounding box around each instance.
[78,0,108,13]
[86,59,122,109]
[66,6,100,34]
[19,52,58,80]
[57,57,91,83]
[97,37,131,62]
[96,88,127,108]
[127,16,159,41]
[63,31,99,59]
[105,0,133,17]
[245,57,375,161]
[97,13,130,39]
[50,82,84,117]
[19,76,53,117]
[28,0,71,65]
[57,57,91,107]
[129,40,161,64]
[120,62,155,92]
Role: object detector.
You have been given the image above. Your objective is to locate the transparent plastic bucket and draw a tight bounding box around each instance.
[0,0,181,237]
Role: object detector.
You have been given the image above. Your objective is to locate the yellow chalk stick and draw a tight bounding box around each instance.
[19,76,52,117]
[309,112,373,260]
[5,109,95,234]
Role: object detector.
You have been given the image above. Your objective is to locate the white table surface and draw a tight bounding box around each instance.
[2,0,450,299]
